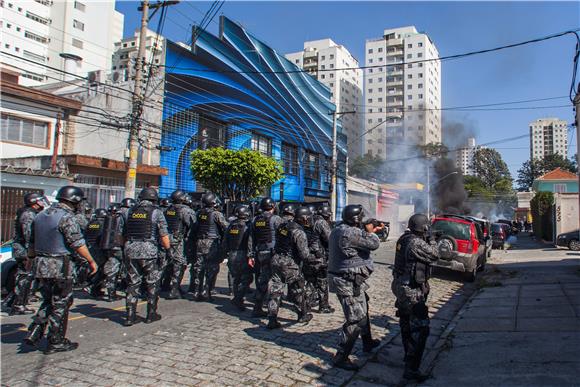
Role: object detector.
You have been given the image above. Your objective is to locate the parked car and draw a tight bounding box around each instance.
[466,216,492,261]
[1,241,16,296]
[497,219,518,235]
[556,229,580,251]
[431,214,487,282]
[491,223,510,249]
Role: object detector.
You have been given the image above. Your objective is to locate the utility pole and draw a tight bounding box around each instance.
[125,0,178,198]
[330,110,356,220]
[574,85,580,235]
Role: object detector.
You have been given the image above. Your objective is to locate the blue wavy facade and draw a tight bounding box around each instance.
[160,16,346,214]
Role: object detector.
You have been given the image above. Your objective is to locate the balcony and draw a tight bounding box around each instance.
[386,49,404,57]
[386,38,403,46]
[386,78,403,87]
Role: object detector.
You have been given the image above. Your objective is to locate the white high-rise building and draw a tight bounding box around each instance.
[456,137,477,176]
[111,28,165,83]
[363,26,441,159]
[529,118,568,160]
[285,39,363,156]
[0,0,124,86]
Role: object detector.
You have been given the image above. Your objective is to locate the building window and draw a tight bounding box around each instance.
[418,53,423,58]
[368,79,373,84]
[418,42,423,47]
[26,11,49,25]
[251,133,272,156]
[407,54,412,59]
[321,55,325,61]
[408,74,412,79]
[408,64,413,69]
[73,19,85,31]
[23,50,46,63]
[407,84,412,90]
[418,94,423,99]
[407,44,412,48]
[74,0,86,11]
[419,73,423,78]
[554,184,567,193]
[282,142,298,175]
[1,113,49,147]
[378,47,383,52]
[408,95,412,100]
[418,83,423,88]
[24,31,48,43]
[72,38,83,48]
[305,151,320,179]
[368,49,373,54]
[329,54,334,59]
[368,59,373,64]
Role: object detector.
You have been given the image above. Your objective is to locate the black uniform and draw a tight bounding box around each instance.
[392,231,439,377]
[251,211,283,314]
[267,216,311,323]
[101,209,125,299]
[164,203,196,298]
[328,223,380,364]
[223,217,253,309]
[303,214,333,312]
[191,207,228,300]
[85,216,106,297]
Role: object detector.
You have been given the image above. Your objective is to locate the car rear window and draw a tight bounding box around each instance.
[432,220,471,241]
[492,224,502,232]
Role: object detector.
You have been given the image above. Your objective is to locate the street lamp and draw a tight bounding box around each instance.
[427,170,459,217]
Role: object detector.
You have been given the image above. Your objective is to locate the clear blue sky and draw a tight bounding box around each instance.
[115,1,580,177]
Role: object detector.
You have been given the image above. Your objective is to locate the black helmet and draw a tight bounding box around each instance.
[184,194,192,206]
[121,198,136,208]
[94,208,108,218]
[281,203,296,216]
[295,206,311,225]
[201,192,217,207]
[170,189,187,203]
[24,192,42,206]
[318,204,332,219]
[408,213,430,234]
[108,203,119,213]
[160,198,170,207]
[234,205,251,220]
[138,187,159,202]
[56,186,85,205]
[81,200,93,215]
[342,204,364,226]
[259,197,275,211]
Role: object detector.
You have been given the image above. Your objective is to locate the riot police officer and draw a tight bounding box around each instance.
[74,199,93,233]
[119,198,136,222]
[302,204,334,314]
[223,205,254,311]
[123,187,170,326]
[251,197,284,317]
[165,190,196,299]
[86,208,107,298]
[392,214,439,382]
[191,192,228,301]
[24,186,98,353]
[328,204,383,370]
[9,193,48,315]
[267,205,313,329]
[101,203,125,301]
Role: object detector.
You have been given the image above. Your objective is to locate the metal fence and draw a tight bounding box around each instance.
[1,187,44,243]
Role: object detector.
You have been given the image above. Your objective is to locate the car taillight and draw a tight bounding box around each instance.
[468,241,473,252]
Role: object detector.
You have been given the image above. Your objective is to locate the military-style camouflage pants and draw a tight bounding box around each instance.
[303,264,330,310]
[267,255,306,318]
[126,259,159,306]
[103,250,123,293]
[11,257,34,308]
[227,251,252,303]
[254,250,273,306]
[190,238,220,294]
[169,239,187,289]
[31,278,73,343]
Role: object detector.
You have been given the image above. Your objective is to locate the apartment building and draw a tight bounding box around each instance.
[529,118,568,160]
[286,39,363,156]
[456,137,477,176]
[0,0,123,85]
[364,26,441,159]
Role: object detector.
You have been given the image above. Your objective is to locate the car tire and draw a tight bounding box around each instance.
[569,239,580,251]
[437,235,458,260]
[464,267,477,282]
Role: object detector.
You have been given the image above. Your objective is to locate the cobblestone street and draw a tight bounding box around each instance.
[2,242,471,386]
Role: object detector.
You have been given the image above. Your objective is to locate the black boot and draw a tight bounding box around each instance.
[266,316,281,330]
[106,289,122,302]
[297,311,313,324]
[144,299,161,324]
[10,305,35,315]
[252,300,268,317]
[231,298,246,312]
[45,311,77,355]
[332,351,359,371]
[24,322,46,347]
[403,367,429,382]
[167,285,181,300]
[362,338,381,353]
[124,303,139,327]
[194,273,206,301]
[319,304,335,314]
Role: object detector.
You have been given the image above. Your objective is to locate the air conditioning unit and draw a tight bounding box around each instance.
[110,69,127,83]
[87,70,103,85]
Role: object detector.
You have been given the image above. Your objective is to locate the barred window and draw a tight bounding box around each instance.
[1,113,49,147]
[305,151,320,180]
[282,142,298,175]
[251,133,271,156]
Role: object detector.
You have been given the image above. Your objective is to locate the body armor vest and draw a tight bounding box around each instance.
[328,224,373,273]
[34,207,71,256]
[253,212,274,246]
[126,205,154,240]
[394,232,429,285]
[85,218,104,245]
[225,221,248,252]
[100,213,123,250]
[313,215,330,250]
[274,221,299,256]
[304,219,321,254]
[197,208,219,239]
[165,205,183,237]
[13,207,35,247]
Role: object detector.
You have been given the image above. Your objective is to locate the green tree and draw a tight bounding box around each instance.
[471,148,512,188]
[349,153,384,180]
[516,154,577,191]
[190,148,283,201]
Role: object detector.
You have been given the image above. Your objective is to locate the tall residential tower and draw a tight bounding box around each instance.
[529,118,568,160]
[363,26,441,159]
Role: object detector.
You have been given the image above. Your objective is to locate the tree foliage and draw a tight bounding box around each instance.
[530,191,554,241]
[418,142,449,159]
[190,148,283,201]
[348,153,384,180]
[470,148,512,188]
[516,154,578,191]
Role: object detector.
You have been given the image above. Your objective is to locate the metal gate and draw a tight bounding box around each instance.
[1,187,44,243]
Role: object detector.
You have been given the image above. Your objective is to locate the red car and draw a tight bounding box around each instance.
[431,215,487,282]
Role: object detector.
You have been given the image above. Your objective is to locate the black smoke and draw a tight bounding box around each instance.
[433,157,469,215]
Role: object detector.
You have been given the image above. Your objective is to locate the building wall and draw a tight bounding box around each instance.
[0,0,123,85]
[535,180,579,193]
[529,117,568,159]
[553,193,579,240]
[285,39,363,156]
[160,17,346,213]
[456,137,476,175]
[363,26,441,159]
